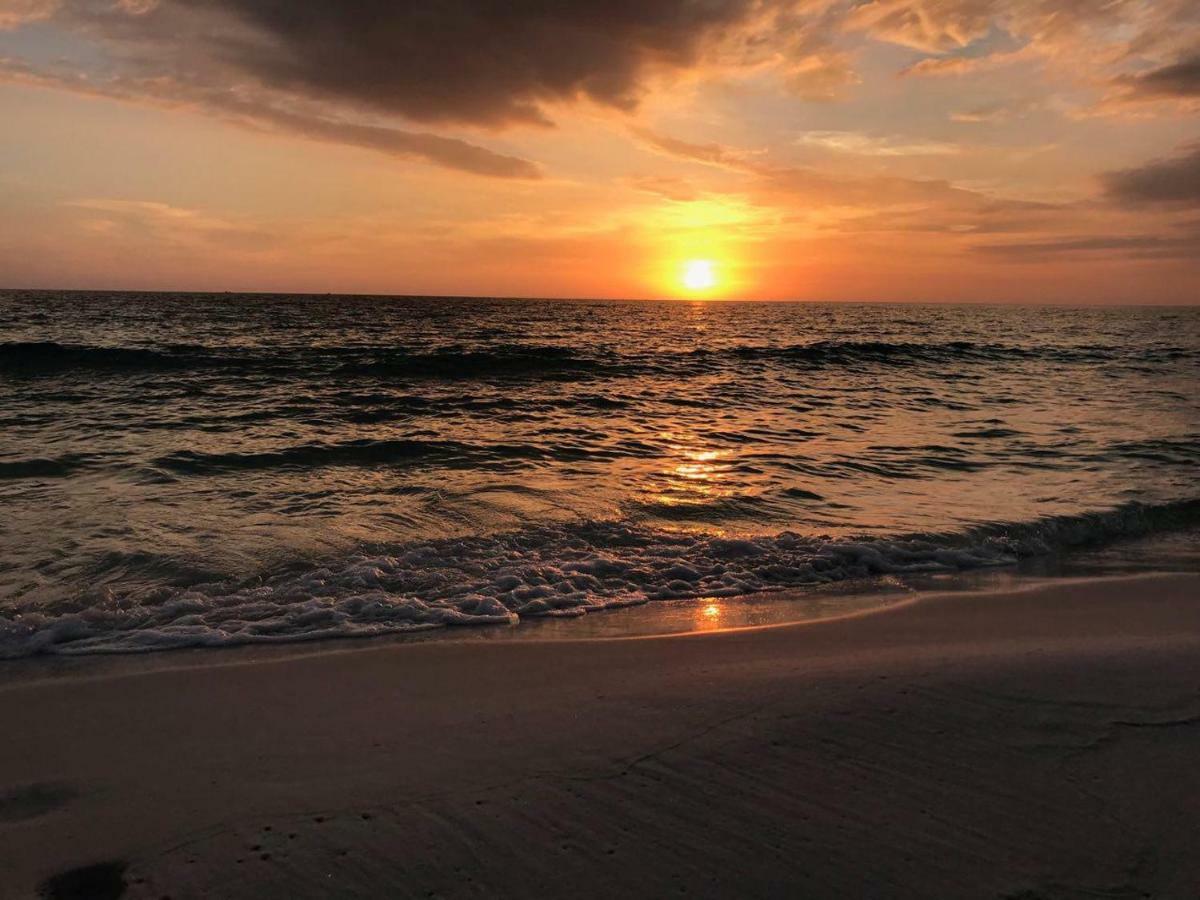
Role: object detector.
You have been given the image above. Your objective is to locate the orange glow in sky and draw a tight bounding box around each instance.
[0,1,1197,303]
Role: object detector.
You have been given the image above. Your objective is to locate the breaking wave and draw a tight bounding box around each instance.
[4,498,1197,658]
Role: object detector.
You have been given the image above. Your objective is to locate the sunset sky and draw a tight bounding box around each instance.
[1,0,1198,302]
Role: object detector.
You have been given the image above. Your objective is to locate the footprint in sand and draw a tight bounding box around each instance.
[37,861,127,900]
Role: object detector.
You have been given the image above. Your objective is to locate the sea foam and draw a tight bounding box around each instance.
[3,499,1195,657]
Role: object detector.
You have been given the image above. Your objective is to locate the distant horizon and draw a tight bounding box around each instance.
[3,285,1198,308]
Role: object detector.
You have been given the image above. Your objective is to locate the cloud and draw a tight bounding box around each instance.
[951,97,1039,123]
[898,45,1032,78]
[965,141,1200,264]
[1110,52,1200,100]
[0,0,60,28]
[967,142,1200,258]
[844,0,995,53]
[630,127,767,173]
[1101,142,1200,207]
[782,50,860,101]
[899,55,981,77]
[826,199,1060,236]
[863,0,1200,120]
[15,0,1200,129]
[975,230,1200,261]
[63,198,278,249]
[796,130,959,156]
[634,127,1057,232]
[8,0,873,173]
[623,175,702,202]
[0,0,58,29]
[845,0,1179,57]
[760,166,999,208]
[41,0,770,128]
[1087,49,1200,114]
[0,61,542,178]
[246,105,542,180]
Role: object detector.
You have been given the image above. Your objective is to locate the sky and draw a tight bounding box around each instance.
[0,0,1197,302]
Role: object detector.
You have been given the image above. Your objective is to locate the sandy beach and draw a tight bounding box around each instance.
[1,571,1197,899]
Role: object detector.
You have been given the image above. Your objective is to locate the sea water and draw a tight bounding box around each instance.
[1,293,1197,655]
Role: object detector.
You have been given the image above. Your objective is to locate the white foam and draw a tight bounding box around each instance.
[3,500,1195,657]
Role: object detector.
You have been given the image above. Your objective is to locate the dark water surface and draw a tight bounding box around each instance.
[1,292,1197,655]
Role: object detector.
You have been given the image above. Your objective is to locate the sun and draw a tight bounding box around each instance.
[681,259,717,292]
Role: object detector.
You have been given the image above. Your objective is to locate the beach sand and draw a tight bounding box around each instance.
[2,572,1199,899]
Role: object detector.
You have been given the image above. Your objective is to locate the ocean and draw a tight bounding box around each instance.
[1,292,1197,656]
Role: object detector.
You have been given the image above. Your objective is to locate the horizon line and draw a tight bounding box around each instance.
[2,286,1197,308]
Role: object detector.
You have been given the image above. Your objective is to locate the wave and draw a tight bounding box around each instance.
[694,340,1198,368]
[4,497,1197,658]
[332,345,606,380]
[4,339,1194,381]
[0,341,608,381]
[154,439,480,474]
[0,453,98,480]
[1104,437,1200,465]
[150,437,607,475]
[0,341,224,375]
[9,430,1192,484]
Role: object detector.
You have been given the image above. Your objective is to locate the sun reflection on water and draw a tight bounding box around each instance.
[648,436,737,511]
[697,600,724,630]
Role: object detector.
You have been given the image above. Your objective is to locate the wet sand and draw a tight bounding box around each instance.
[2,572,1199,899]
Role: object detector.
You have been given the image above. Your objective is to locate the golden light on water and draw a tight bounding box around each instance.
[647,437,736,510]
[695,601,724,631]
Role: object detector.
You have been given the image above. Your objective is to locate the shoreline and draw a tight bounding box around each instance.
[5,500,1198,662]
[3,536,1196,684]
[3,571,1199,898]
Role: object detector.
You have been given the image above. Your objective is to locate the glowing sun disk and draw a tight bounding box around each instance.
[682,259,717,291]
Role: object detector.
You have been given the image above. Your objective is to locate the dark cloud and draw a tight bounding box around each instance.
[105,0,763,127]
[15,0,779,172]
[1111,52,1200,100]
[0,61,541,178]
[12,0,1200,186]
[1102,143,1200,207]
[247,104,542,178]
[975,230,1200,260]
[28,0,1200,129]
